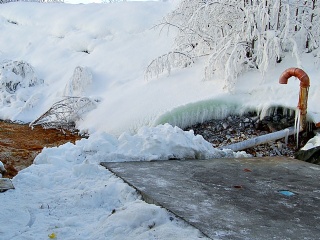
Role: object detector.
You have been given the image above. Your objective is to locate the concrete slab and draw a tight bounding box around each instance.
[101,157,320,240]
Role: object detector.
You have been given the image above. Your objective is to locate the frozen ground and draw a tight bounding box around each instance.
[0,1,320,239]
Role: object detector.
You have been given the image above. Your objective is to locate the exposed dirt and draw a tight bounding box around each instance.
[0,121,81,178]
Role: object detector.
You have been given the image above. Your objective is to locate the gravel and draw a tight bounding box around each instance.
[184,109,315,157]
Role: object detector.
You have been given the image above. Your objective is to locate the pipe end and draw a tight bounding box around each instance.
[279,75,288,84]
[279,79,288,84]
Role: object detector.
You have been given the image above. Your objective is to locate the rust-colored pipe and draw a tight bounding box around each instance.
[279,68,310,131]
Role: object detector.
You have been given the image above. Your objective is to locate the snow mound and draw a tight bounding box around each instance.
[113,124,249,161]
[301,133,320,150]
[0,60,45,121]
[63,66,92,97]
[35,124,249,166]
[0,60,42,94]
[0,60,43,106]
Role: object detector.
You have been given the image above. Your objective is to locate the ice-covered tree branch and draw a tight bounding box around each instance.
[147,0,319,91]
[145,51,194,80]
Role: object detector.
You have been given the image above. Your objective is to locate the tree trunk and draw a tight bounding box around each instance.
[306,0,316,50]
[295,1,299,32]
[276,0,282,31]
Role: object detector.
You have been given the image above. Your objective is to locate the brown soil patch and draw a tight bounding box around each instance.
[0,121,81,178]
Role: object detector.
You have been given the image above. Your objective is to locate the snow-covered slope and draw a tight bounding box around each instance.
[0,2,177,132]
[1,2,319,136]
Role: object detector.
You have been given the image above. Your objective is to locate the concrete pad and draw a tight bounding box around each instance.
[101,157,320,240]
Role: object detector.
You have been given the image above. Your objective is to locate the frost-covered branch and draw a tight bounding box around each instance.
[147,0,319,91]
[30,97,97,132]
[30,66,97,132]
[145,51,194,80]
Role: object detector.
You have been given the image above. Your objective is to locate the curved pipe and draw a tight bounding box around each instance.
[279,68,310,88]
[279,68,310,131]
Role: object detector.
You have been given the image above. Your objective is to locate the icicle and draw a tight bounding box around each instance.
[284,128,289,145]
[294,107,301,148]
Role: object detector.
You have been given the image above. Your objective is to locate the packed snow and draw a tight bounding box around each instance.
[0,1,320,240]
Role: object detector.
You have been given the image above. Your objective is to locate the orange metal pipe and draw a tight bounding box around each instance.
[279,68,310,88]
[279,68,310,131]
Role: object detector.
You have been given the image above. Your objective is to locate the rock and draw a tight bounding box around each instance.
[222,122,229,129]
[184,110,314,158]
[295,146,320,164]
[273,115,281,122]
[244,118,250,123]
[277,142,283,149]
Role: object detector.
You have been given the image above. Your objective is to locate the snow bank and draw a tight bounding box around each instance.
[36,124,249,165]
[301,133,320,151]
